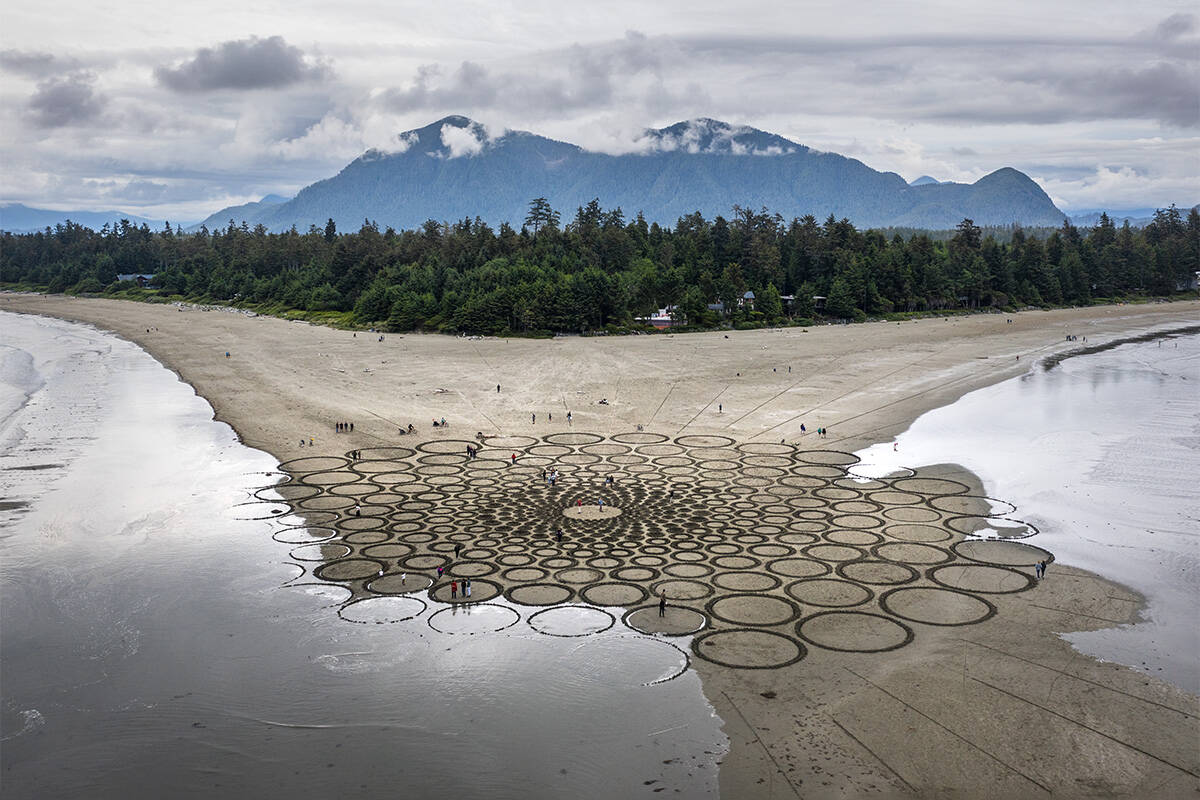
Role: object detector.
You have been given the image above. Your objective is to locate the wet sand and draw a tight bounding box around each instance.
[4,293,1198,798]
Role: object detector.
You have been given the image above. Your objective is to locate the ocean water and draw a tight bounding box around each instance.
[0,312,724,799]
[857,326,1200,692]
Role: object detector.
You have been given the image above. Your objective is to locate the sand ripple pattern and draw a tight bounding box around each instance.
[256,434,1050,669]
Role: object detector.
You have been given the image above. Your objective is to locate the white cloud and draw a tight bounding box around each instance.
[439,122,486,157]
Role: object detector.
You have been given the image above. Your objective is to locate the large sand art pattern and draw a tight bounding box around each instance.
[254,432,1053,669]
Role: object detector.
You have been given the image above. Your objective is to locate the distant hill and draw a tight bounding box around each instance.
[0,203,172,234]
[190,194,290,232]
[909,175,942,186]
[198,116,1068,232]
[1066,206,1198,229]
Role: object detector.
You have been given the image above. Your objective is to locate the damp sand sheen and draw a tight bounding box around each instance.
[4,294,1199,799]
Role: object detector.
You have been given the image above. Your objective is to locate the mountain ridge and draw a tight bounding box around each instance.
[193,115,1066,232]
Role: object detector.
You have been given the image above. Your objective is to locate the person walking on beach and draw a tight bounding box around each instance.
[465,578,471,598]
[556,528,563,543]
[718,404,722,413]
[548,412,552,422]
[658,591,667,617]
[532,412,536,424]
[454,543,462,560]
[511,452,518,465]
[497,384,501,393]
[451,580,458,599]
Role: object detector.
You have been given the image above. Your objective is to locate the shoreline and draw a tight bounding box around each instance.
[3,293,1198,797]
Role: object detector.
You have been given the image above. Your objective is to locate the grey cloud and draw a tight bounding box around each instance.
[28,72,102,128]
[1153,13,1195,40]
[996,62,1200,127]
[155,36,329,92]
[0,49,78,78]
[382,32,698,117]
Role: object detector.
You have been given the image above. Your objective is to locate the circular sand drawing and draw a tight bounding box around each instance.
[258,432,1051,669]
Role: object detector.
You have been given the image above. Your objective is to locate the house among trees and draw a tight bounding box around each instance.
[738,290,755,309]
[116,273,156,288]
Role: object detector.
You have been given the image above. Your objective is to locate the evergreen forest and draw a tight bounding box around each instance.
[2,200,1197,335]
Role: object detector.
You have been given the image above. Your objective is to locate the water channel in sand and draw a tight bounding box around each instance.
[0,312,724,799]
[857,327,1200,692]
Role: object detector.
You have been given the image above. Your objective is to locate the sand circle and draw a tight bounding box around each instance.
[555,567,605,584]
[339,596,426,624]
[837,560,918,586]
[873,542,954,565]
[882,523,952,543]
[273,525,337,544]
[427,604,520,634]
[929,564,1034,594]
[765,557,831,578]
[786,578,873,608]
[579,582,648,606]
[447,560,498,578]
[952,539,1053,567]
[290,542,351,561]
[314,558,385,581]
[625,605,708,636]
[505,582,575,606]
[880,587,995,626]
[713,571,781,592]
[692,629,805,669]
[367,572,433,594]
[528,606,616,637]
[708,593,801,627]
[797,611,914,653]
[563,505,623,520]
[650,579,714,601]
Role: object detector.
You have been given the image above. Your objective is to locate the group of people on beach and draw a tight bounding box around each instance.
[432,417,448,427]
[435,553,473,599]
[1035,560,1049,580]
[334,421,354,433]
[528,411,572,423]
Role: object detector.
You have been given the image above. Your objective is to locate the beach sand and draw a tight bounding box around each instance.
[4,293,1198,798]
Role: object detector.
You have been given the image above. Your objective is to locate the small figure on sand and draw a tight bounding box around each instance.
[566,411,572,424]
[658,591,667,617]
[451,580,458,599]
[532,412,536,424]
[497,384,501,393]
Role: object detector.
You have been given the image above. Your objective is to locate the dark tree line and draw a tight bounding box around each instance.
[2,201,1196,334]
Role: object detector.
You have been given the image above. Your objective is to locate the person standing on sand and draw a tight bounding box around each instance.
[532,412,536,424]
[548,412,552,422]
[497,384,501,393]
[511,452,518,465]
[465,578,471,598]
[566,411,572,424]
[451,580,458,599]
[658,591,667,617]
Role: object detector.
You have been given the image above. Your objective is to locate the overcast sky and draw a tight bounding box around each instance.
[1,0,1196,221]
